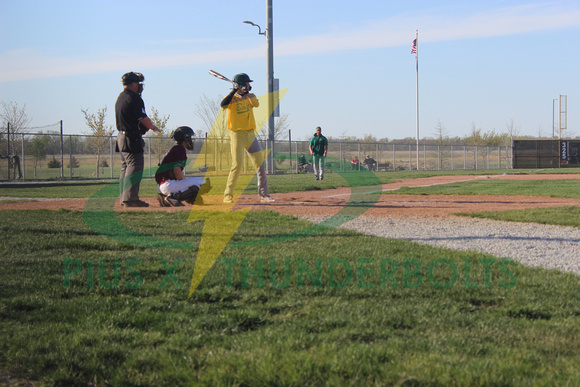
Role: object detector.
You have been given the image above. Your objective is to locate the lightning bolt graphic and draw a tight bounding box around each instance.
[188,89,287,296]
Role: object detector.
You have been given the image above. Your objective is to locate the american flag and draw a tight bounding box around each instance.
[411,39,417,54]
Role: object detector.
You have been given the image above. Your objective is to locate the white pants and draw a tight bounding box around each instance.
[158,177,205,196]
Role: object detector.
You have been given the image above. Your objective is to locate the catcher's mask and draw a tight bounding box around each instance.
[172,126,195,150]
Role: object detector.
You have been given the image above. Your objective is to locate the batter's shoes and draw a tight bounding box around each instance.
[223,195,234,204]
[260,195,276,203]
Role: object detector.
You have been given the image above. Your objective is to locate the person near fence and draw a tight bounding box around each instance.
[351,155,360,170]
[363,155,377,171]
[155,126,212,207]
[115,71,161,207]
[220,73,274,204]
[309,126,328,180]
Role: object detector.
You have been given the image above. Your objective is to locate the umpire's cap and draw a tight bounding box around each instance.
[121,72,145,85]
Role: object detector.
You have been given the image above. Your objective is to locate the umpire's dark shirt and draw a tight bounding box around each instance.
[115,89,147,153]
[115,89,147,133]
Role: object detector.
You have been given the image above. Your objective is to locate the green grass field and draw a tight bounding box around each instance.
[1,169,579,385]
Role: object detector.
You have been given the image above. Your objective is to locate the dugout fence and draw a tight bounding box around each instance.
[512,139,580,169]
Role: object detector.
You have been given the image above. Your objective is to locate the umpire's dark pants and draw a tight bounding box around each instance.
[119,151,144,203]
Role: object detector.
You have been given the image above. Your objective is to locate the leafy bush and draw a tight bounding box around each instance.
[47,157,62,168]
[67,156,80,168]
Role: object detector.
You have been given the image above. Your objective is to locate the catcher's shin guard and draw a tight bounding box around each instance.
[173,185,200,205]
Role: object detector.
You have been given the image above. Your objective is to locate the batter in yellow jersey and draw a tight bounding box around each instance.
[220,73,275,204]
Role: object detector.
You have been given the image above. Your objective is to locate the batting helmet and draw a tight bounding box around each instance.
[232,73,253,84]
[172,126,195,150]
[121,72,145,85]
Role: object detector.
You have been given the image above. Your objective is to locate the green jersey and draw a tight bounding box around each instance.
[309,134,328,156]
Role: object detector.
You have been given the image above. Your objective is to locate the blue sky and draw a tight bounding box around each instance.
[0,0,579,141]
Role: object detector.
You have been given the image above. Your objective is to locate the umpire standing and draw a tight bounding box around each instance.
[115,72,160,207]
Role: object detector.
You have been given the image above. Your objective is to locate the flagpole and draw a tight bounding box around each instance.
[415,29,419,170]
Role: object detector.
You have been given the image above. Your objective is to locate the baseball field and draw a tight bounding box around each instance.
[1,169,579,386]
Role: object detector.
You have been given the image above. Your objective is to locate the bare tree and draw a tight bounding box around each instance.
[81,106,114,178]
[432,120,450,169]
[506,118,521,143]
[195,94,229,171]
[1,100,31,154]
[147,107,172,164]
[1,101,30,178]
[433,120,448,144]
[256,113,291,142]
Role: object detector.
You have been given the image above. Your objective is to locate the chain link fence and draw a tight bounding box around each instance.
[0,132,513,181]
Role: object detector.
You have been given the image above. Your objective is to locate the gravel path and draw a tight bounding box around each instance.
[298,215,580,276]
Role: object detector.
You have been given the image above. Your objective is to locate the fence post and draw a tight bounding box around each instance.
[295,141,298,173]
[393,144,396,171]
[5,123,10,180]
[21,133,25,179]
[408,145,412,171]
[288,130,292,174]
[451,145,454,170]
[475,146,478,170]
[339,142,342,172]
[357,143,361,171]
[204,133,208,173]
[486,146,489,169]
[110,136,114,179]
[463,146,466,170]
[70,135,73,179]
[60,120,64,179]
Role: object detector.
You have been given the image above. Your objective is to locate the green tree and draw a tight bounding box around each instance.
[147,107,172,164]
[81,106,114,178]
[29,131,49,177]
[464,123,508,147]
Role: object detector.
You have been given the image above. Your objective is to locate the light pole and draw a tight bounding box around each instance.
[243,0,275,173]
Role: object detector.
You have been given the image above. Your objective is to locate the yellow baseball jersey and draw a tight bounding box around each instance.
[224,93,259,132]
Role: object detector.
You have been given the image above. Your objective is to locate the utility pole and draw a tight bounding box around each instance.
[266,0,274,173]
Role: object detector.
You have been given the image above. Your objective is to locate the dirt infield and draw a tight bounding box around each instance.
[1,174,579,217]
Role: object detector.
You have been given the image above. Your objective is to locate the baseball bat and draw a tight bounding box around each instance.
[209,70,233,84]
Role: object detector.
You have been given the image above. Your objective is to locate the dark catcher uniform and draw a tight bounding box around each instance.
[153,126,211,207]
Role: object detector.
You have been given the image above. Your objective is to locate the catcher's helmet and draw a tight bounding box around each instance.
[172,126,195,150]
[232,73,253,84]
[121,72,144,85]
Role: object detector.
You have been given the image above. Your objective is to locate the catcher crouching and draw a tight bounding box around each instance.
[154,126,212,207]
